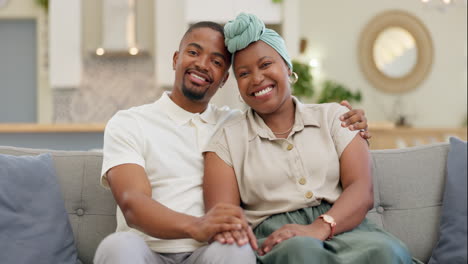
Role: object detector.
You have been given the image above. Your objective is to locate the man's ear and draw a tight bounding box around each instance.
[222,71,230,85]
[172,51,179,70]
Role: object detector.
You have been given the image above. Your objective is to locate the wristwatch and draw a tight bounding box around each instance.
[319,214,336,240]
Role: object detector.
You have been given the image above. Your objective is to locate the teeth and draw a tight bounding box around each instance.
[254,86,273,97]
[191,73,206,82]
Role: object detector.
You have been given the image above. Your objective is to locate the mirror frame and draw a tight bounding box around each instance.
[358,10,433,94]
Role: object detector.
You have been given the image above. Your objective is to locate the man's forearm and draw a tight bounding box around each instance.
[120,191,197,239]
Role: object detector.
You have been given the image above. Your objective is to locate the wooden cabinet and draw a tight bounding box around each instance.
[369,125,467,150]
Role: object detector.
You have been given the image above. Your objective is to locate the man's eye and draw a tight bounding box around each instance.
[188,50,197,55]
[213,60,223,67]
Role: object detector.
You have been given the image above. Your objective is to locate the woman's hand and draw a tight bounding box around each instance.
[212,225,258,250]
[257,221,329,256]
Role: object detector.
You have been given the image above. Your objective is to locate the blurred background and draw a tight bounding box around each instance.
[0,0,466,150]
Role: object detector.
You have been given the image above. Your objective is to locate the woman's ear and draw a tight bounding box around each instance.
[287,67,292,76]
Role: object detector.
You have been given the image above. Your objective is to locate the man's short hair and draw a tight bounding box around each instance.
[181,21,232,66]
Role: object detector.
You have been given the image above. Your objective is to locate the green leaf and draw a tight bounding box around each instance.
[291,60,315,99]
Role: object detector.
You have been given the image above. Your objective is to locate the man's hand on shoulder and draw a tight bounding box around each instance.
[339,100,372,140]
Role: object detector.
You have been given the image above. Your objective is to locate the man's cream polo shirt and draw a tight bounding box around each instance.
[100,92,239,253]
[204,99,359,228]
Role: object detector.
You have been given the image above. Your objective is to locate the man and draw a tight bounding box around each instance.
[94,21,370,264]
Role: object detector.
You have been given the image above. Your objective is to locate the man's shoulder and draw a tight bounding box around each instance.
[106,101,159,128]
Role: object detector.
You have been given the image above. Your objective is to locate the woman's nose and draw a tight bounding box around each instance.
[252,71,264,85]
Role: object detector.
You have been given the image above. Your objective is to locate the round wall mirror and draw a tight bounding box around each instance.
[358,10,433,94]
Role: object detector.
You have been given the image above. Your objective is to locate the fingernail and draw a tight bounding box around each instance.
[349,125,354,130]
[341,122,346,127]
[339,116,344,121]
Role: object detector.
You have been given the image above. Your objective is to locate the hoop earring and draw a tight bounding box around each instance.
[289,72,298,84]
[238,94,245,103]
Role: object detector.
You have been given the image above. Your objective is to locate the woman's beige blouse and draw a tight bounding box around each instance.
[204,99,358,228]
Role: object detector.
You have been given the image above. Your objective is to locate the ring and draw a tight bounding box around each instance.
[359,129,366,132]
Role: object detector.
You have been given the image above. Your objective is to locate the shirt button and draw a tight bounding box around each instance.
[298,178,307,185]
[286,144,294,151]
[305,191,313,199]
[76,208,85,216]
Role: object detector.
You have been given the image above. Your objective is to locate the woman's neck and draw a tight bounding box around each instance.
[258,97,296,138]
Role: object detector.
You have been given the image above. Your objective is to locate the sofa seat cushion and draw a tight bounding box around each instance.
[429,137,467,264]
[0,153,78,264]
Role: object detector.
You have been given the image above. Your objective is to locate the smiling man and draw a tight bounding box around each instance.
[93,21,370,264]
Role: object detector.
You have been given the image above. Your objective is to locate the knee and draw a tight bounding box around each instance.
[367,237,413,264]
[274,236,324,257]
[94,232,149,264]
[203,242,256,264]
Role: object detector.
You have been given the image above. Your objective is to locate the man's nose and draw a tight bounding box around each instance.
[195,55,210,71]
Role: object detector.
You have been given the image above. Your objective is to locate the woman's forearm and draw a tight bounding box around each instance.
[323,179,373,235]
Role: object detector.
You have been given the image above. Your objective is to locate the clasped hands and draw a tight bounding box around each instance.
[196,204,331,256]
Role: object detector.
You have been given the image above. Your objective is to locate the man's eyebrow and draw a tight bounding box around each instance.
[187,43,226,62]
[213,52,227,62]
[187,43,203,50]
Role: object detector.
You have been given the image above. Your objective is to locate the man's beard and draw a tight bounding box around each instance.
[182,83,208,101]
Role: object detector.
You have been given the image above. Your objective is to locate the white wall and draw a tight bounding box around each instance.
[49,0,81,89]
[0,0,51,123]
[299,0,467,127]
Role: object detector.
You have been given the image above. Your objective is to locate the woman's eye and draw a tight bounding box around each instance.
[261,62,272,68]
[238,72,248,78]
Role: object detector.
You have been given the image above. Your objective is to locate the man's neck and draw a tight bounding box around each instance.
[168,91,209,114]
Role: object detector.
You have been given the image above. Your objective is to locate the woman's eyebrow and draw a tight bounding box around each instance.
[235,56,273,71]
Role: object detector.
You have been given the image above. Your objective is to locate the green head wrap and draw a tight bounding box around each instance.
[224,13,293,70]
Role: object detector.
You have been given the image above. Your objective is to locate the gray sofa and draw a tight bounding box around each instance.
[0,142,451,264]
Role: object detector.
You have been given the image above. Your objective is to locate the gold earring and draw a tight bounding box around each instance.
[289,72,298,84]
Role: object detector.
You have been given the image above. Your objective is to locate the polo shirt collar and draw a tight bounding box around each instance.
[246,97,321,141]
[159,92,217,125]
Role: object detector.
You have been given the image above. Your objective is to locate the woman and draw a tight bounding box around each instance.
[203,13,421,264]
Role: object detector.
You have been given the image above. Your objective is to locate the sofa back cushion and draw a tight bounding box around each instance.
[0,146,116,264]
[367,143,450,263]
[0,153,78,264]
[428,137,467,264]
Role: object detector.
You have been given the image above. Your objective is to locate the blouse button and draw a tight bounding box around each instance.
[305,191,313,199]
[286,144,294,151]
[299,178,307,185]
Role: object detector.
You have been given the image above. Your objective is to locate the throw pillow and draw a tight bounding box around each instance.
[0,153,78,264]
[428,137,467,264]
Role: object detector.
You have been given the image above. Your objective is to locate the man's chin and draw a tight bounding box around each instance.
[182,86,207,101]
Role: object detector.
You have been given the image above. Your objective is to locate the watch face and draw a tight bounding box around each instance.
[323,215,333,222]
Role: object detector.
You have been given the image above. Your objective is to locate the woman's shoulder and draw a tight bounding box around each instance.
[298,102,346,121]
[216,109,249,131]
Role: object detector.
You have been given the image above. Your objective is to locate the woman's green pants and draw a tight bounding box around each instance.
[254,203,423,264]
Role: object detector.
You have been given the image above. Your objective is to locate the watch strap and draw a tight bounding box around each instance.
[319,214,336,240]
